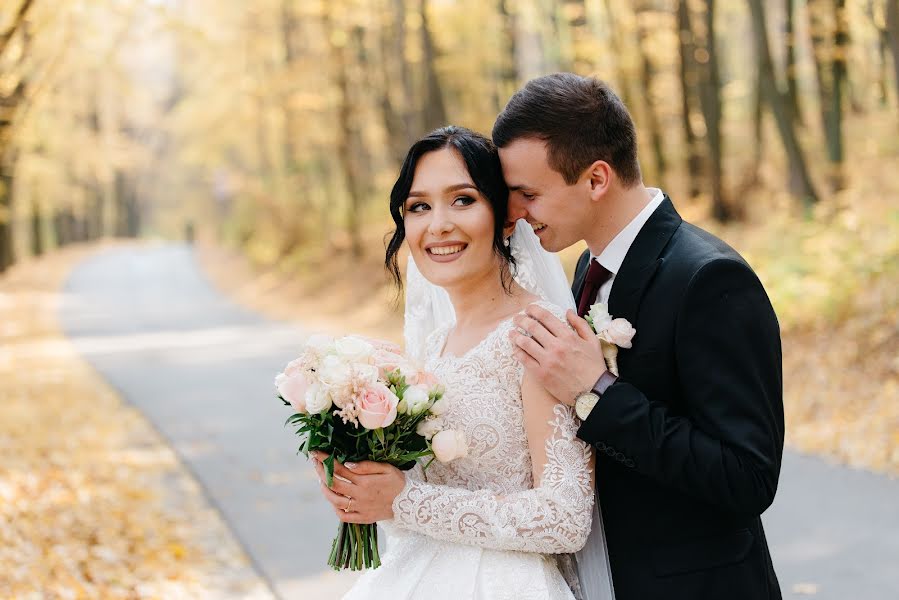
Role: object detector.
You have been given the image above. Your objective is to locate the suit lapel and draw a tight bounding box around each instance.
[608,196,682,327]
[571,249,592,300]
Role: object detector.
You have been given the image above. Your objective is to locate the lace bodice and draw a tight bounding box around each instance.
[391,301,594,554]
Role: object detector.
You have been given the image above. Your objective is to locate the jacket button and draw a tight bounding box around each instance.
[596,442,607,451]
[605,447,616,456]
[625,459,635,468]
[615,452,626,461]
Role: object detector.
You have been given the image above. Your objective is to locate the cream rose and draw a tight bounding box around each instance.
[305,333,334,354]
[429,395,449,416]
[431,429,468,463]
[588,303,612,332]
[416,417,443,441]
[304,382,333,414]
[601,318,636,349]
[352,363,380,384]
[275,370,310,414]
[357,382,399,430]
[401,384,431,416]
[318,355,351,387]
[334,336,374,363]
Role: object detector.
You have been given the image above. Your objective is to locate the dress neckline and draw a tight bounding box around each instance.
[436,300,549,361]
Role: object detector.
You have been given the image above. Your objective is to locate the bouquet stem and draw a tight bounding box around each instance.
[327,522,381,571]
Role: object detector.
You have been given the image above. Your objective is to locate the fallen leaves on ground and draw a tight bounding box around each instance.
[0,245,273,599]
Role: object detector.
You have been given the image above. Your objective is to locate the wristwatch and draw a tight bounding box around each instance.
[574,371,618,420]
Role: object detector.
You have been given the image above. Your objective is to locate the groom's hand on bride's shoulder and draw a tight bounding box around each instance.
[510,304,607,407]
[310,452,406,524]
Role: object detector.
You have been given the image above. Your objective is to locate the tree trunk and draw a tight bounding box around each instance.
[695,0,731,220]
[323,2,365,258]
[495,0,520,112]
[748,0,820,206]
[419,0,448,131]
[829,0,847,190]
[886,0,899,110]
[677,0,702,198]
[30,198,43,256]
[635,2,667,186]
[379,0,418,164]
[280,0,300,179]
[602,0,634,110]
[0,170,13,271]
[784,0,803,124]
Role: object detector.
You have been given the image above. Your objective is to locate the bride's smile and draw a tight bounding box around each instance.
[401,147,505,290]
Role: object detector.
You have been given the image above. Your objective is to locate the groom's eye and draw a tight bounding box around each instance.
[521,192,536,200]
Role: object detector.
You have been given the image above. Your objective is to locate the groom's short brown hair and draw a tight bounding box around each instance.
[492,73,642,187]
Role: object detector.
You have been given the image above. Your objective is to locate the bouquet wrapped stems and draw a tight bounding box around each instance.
[329,522,381,570]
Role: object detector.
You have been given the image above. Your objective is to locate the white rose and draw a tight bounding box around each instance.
[416,417,444,441]
[402,385,431,415]
[305,334,334,354]
[352,363,380,384]
[600,318,636,349]
[304,382,333,414]
[318,355,352,388]
[429,395,449,416]
[334,336,374,363]
[587,303,612,332]
[431,429,468,463]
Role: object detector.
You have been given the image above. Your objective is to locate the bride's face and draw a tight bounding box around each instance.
[403,148,502,290]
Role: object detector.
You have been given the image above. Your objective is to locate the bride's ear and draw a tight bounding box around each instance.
[502,220,516,242]
[586,161,612,202]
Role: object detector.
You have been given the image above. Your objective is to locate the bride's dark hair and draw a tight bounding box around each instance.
[385,125,514,290]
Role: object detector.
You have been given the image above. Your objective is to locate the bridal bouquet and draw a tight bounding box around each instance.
[275,334,466,571]
[585,303,636,376]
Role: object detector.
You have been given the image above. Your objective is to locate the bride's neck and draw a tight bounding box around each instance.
[446,269,526,331]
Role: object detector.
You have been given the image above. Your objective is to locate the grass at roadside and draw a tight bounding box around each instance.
[0,244,273,599]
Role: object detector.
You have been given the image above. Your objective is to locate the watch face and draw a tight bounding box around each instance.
[576,393,599,419]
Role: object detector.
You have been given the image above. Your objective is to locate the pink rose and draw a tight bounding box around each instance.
[357,382,399,430]
[371,349,409,379]
[275,370,310,414]
[360,337,402,355]
[416,371,440,387]
[602,318,636,349]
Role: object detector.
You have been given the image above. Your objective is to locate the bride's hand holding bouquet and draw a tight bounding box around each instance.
[275,334,466,571]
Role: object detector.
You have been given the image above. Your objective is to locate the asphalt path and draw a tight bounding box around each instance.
[59,243,899,600]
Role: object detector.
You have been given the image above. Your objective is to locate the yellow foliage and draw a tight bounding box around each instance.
[0,246,270,598]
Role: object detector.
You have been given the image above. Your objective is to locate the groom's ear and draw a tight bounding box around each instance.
[586,160,612,202]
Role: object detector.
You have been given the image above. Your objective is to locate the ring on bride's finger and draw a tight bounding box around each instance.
[516,326,532,338]
[344,497,353,513]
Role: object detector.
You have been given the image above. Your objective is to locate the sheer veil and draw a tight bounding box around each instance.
[403,219,616,600]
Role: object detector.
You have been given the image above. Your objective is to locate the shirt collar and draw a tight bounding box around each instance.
[592,188,665,276]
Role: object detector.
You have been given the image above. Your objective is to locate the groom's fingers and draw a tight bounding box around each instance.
[525,304,570,339]
[511,314,552,348]
[566,310,596,341]
[509,330,546,362]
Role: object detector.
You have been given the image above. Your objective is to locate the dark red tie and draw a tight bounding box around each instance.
[577,259,612,317]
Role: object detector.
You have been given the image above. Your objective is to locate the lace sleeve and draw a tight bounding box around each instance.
[391,403,594,554]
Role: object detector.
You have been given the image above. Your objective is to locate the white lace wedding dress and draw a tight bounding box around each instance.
[343,301,595,600]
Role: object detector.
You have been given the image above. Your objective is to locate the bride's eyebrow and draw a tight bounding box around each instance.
[408,183,478,198]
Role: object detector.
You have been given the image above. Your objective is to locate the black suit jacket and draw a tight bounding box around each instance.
[573,197,783,600]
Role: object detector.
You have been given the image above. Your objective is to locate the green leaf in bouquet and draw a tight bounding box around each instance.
[323,454,335,488]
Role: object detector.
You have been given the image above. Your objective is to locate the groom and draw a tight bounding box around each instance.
[501,74,783,599]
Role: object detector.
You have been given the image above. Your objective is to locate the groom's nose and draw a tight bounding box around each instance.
[507,196,529,222]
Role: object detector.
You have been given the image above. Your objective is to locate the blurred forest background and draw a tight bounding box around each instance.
[1,0,897,470]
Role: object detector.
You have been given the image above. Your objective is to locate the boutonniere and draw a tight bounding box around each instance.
[584,303,636,377]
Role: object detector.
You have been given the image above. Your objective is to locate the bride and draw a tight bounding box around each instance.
[312,126,614,600]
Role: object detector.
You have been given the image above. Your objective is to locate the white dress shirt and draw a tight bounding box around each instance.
[590,188,665,305]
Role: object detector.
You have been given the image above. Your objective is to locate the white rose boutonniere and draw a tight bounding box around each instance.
[586,304,636,377]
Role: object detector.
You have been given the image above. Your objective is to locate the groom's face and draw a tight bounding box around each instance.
[498,138,591,253]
